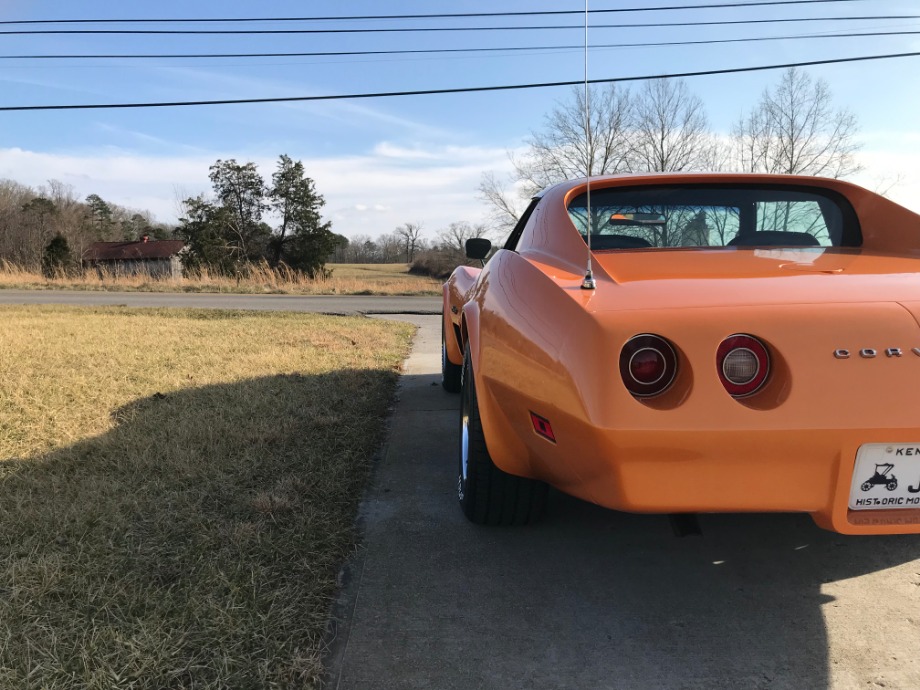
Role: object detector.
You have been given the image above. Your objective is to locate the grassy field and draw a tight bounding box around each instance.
[0,305,415,689]
[0,261,442,296]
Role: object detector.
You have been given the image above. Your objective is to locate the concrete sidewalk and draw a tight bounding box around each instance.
[326,316,920,690]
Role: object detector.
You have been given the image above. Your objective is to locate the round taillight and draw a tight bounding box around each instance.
[717,334,770,398]
[620,334,678,398]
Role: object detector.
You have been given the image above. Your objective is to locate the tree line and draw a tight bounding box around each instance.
[331,220,491,278]
[0,154,344,279]
[0,179,171,272]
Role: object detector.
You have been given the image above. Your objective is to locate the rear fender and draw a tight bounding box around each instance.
[460,301,480,372]
[460,254,567,481]
[443,266,480,365]
[461,300,533,476]
[441,285,462,364]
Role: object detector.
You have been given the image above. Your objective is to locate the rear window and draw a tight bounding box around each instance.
[567,185,860,250]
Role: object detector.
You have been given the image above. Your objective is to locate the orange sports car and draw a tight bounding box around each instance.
[442,173,920,535]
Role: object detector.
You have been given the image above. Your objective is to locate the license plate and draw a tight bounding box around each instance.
[850,444,920,510]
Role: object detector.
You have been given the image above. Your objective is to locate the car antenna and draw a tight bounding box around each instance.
[581,0,596,291]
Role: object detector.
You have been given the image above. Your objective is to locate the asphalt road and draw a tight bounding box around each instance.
[0,289,440,314]
[327,316,920,690]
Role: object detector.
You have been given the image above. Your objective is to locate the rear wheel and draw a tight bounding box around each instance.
[458,347,547,525]
[441,318,462,393]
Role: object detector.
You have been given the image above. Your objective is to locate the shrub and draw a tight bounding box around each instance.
[409,247,469,279]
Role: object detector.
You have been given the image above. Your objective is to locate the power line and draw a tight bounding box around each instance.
[2,50,917,112]
[1,30,916,61]
[0,0,876,25]
[0,15,914,35]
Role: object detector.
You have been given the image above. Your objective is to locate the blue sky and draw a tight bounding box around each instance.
[1,0,919,240]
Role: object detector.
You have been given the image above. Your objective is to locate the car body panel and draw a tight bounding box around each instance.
[443,173,920,535]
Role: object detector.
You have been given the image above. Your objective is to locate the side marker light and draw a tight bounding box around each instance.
[530,412,556,443]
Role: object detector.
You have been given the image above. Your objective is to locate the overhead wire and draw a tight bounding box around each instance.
[0,0,879,24]
[1,29,918,61]
[0,15,915,35]
[2,50,918,111]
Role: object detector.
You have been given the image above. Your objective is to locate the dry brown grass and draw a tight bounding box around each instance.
[0,260,441,296]
[0,305,415,689]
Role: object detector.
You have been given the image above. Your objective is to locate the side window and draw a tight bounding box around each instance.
[503,198,540,252]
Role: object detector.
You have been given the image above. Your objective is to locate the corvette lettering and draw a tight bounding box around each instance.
[835,348,920,359]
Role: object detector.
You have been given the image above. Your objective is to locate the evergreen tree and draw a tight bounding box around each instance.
[41,234,73,278]
[269,154,336,276]
[208,159,270,261]
[175,197,239,275]
[85,194,116,239]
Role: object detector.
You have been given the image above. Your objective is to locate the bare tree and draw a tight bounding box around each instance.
[631,79,713,173]
[514,84,635,197]
[438,221,490,253]
[731,68,862,178]
[478,171,524,233]
[395,222,423,263]
[479,85,635,233]
[479,80,718,229]
[376,232,403,263]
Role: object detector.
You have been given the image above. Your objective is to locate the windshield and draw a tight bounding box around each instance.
[567,185,860,250]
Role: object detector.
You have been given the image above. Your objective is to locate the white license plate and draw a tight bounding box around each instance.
[850,444,920,510]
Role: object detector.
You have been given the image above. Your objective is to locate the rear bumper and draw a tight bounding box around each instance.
[582,429,920,535]
[482,395,920,535]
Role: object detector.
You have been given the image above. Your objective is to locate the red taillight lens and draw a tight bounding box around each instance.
[717,334,770,398]
[620,334,678,398]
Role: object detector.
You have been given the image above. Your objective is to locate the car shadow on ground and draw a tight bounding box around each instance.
[494,498,919,689]
[336,372,920,690]
[0,370,399,688]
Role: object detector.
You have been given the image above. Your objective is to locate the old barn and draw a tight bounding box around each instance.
[82,236,185,279]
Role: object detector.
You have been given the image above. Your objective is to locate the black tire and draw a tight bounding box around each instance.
[441,317,462,393]
[457,347,547,525]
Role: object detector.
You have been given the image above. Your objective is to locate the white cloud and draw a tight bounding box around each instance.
[852,134,920,214]
[373,142,438,160]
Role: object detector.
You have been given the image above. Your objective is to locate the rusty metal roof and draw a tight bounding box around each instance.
[82,240,185,261]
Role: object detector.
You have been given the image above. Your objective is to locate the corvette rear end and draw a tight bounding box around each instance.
[444,173,920,535]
